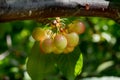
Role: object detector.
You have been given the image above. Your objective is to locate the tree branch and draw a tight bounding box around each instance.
[0,0,120,23]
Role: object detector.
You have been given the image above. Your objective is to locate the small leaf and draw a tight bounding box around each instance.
[26,42,56,80]
[56,46,83,80]
[74,53,83,76]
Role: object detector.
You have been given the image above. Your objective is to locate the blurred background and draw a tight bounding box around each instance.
[0,17,120,80]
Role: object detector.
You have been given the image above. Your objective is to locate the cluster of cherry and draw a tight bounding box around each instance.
[32,17,85,54]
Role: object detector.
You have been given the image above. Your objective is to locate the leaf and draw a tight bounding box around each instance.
[74,53,83,76]
[0,23,12,38]
[26,42,56,80]
[26,42,83,80]
[56,46,83,80]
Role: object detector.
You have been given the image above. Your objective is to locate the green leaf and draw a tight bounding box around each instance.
[74,53,83,76]
[56,46,83,80]
[26,42,83,80]
[26,42,56,80]
[0,23,12,38]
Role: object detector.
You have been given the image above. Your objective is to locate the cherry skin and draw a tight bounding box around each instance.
[68,21,86,34]
[65,32,79,47]
[40,38,54,54]
[32,27,48,41]
[54,34,67,50]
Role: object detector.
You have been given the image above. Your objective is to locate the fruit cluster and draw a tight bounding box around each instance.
[32,17,85,54]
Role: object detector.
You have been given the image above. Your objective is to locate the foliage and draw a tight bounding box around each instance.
[0,17,120,80]
[27,42,82,80]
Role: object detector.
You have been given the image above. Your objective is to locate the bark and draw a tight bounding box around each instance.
[0,0,120,23]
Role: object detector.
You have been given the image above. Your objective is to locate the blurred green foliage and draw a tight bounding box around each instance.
[0,17,120,80]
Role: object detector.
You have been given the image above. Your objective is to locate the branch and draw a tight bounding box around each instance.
[0,0,120,23]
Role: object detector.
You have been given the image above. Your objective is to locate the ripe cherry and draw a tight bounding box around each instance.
[54,34,67,50]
